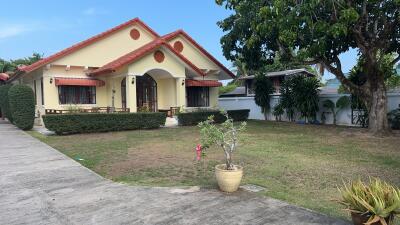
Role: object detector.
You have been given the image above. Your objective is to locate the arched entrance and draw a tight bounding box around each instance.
[136,74,157,112]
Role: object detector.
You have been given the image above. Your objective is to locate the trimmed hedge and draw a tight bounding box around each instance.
[9,84,35,130]
[43,112,167,134]
[0,84,13,123]
[177,109,250,126]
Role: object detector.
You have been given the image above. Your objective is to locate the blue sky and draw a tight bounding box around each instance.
[0,0,357,80]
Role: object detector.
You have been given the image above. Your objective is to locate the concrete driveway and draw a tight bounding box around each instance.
[0,121,350,225]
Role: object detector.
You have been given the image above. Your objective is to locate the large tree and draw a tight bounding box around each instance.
[217,0,400,136]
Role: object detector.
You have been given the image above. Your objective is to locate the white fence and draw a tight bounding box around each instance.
[218,93,400,126]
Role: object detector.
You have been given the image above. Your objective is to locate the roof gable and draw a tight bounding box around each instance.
[163,30,235,79]
[89,39,205,77]
[19,18,159,73]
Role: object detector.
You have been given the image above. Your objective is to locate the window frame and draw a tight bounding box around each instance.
[58,85,96,105]
[186,87,210,107]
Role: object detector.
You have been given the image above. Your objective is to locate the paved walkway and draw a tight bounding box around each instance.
[0,120,350,225]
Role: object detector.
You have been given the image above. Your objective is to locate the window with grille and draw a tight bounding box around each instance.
[186,87,209,107]
[58,86,96,104]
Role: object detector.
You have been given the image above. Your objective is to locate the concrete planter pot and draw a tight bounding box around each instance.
[215,164,243,192]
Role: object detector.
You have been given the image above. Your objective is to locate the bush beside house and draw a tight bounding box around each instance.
[43,112,167,134]
[178,109,250,126]
[388,108,400,130]
[0,84,13,122]
[8,84,35,130]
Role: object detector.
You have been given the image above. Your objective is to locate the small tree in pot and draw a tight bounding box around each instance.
[198,111,246,192]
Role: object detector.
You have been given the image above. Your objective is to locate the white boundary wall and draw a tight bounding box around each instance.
[218,93,400,125]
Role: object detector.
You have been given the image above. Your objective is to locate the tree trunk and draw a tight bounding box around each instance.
[367,83,390,136]
[263,110,268,120]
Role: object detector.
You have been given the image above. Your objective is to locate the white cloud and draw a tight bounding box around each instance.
[82,7,109,16]
[0,25,29,39]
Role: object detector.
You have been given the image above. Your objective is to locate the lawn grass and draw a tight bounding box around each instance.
[28,120,400,220]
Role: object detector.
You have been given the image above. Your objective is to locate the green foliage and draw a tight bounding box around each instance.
[279,78,296,121]
[0,84,13,122]
[42,113,166,134]
[8,85,35,130]
[293,76,320,121]
[219,83,237,95]
[340,55,399,92]
[388,109,400,130]
[386,74,400,89]
[177,109,250,126]
[336,96,351,109]
[338,178,400,224]
[322,96,350,125]
[262,52,317,74]
[0,53,43,73]
[254,75,274,119]
[198,112,246,170]
[280,76,320,122]
[272,103,284,121]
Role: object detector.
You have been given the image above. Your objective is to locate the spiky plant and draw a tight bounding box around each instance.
[338,178,400,225]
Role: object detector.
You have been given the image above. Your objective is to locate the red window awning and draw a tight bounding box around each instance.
[54,78,105,87]
[186,79,222,87]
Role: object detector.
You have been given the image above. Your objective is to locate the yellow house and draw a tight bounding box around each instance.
[10,18,234,118]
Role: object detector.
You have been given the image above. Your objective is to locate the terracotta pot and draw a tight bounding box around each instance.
[215,164,243,192]
[351,212,393,225]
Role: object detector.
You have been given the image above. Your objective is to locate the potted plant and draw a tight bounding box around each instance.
[198,111,246,192]
[337,178,400,225]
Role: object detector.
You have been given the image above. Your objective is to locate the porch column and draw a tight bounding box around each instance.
[176,77,186,108]
[126,75,137,112]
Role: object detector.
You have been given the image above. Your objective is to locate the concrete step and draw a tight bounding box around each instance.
[165,117,178,127]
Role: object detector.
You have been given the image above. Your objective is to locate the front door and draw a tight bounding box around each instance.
[136,74,157,112]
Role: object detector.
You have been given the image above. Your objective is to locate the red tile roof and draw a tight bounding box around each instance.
[54,78,105,87]
[89,39,206,76]
[15,17,234,80]
[0,73,9,81]
[18,18,159,74]
[162,30,235,79]
[186,79,222,87]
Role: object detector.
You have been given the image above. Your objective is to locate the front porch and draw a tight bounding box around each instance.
[44,68,221,118]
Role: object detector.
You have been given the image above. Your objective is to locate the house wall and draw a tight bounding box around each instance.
[127,48,186,77]
[156,78,177,109]
[52,24,156,67]
[218,93,400,126]
[17,66,111,117]
[168,36,219,71]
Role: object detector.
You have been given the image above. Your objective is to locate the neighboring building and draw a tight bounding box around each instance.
[220,68,315,97]
[219,86,246,98]
[9,18,234,117]
[319,78,341,94]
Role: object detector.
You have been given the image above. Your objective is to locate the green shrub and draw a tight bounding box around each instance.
[42,112,166,134]
[0,84,13,122]
[8,84,35,130]
[178,109,250,126]
[388,108,400,130]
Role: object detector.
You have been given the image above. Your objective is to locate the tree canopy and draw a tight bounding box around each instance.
[217,0,400,135]
[0,53,43,73]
